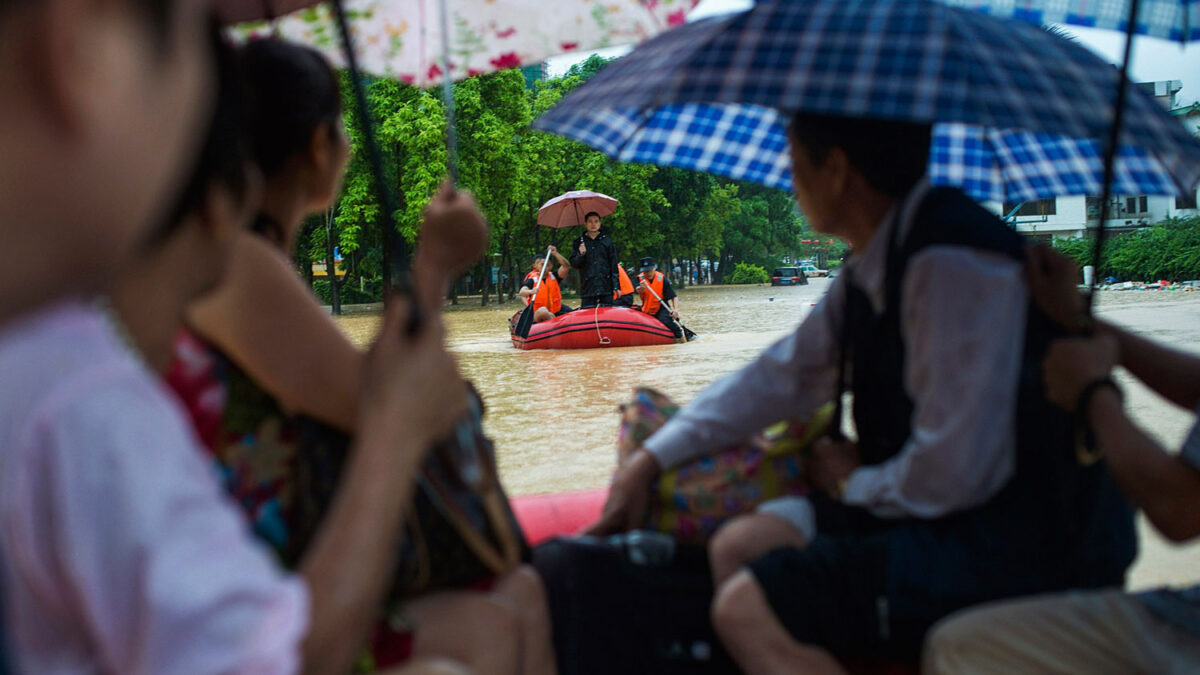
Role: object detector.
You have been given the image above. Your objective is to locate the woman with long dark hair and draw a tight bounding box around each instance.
[172,39,555,675]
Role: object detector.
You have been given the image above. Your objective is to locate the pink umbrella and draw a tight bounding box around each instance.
[221,0,699,87]
[537,190,620,229]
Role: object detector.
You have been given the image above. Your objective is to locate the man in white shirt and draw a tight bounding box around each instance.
[591,114,1136,674]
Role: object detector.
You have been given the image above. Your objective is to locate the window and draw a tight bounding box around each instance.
[1002,198,1057,217]
[1177,192,1199,210]
[1126,195,1148,214]
[1087,197,1114,219]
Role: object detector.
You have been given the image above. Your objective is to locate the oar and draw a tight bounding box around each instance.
[514,248,553,338]
[637,273,697,341]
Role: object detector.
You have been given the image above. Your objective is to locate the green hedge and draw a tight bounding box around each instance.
[728,262,770,285]
[1053,216,1200,283]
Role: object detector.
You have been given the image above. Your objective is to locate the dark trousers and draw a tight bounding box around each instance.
[580,295,614,309]
[615,293,635,308]
[652,306,683,338]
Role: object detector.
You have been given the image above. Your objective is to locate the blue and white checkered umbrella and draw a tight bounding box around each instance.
[535,0,1200,203]
[939,0,1200,43]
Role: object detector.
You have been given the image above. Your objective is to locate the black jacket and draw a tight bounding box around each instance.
[569,231,619,298]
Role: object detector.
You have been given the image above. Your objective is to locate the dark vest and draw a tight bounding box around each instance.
[844,187,1136,623]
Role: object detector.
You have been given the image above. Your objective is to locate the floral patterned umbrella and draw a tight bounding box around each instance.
[228,0,698,87]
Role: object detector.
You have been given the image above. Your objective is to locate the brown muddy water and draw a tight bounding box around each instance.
[335,281,1200,590]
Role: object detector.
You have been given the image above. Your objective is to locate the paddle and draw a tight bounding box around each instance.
[514,247,553,338]
[637,273,697,341]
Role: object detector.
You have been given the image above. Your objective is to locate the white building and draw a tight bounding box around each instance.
[987,81,1200,241]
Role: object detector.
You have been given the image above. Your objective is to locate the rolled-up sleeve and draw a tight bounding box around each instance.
[842,246,1026,518]
[12,380,308,675]
[645,279,843,470]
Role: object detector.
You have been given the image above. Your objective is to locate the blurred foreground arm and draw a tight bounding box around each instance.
[1043,335,1200,543]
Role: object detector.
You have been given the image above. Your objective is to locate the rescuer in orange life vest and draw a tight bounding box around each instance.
[519,246,573,323]
[614,264,637,307]
[635,256,684,341]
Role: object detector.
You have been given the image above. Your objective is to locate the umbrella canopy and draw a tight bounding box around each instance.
[537,190,620,228]
[939,0,1200,43]
[226,0,698,87]
[534,0,1200,203]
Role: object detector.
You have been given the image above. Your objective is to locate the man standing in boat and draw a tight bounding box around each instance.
[635,257,684,341]
[570,212,620,308]
[519,246,573,323]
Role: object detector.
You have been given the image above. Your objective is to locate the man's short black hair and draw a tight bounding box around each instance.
[532,253,546,264]
[786,113,932,199]
[584,211,601,221]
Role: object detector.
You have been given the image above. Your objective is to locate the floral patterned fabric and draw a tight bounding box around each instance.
[166,329,303,558]
[618,386,831,544]
[230,0,698,87]
[166,330,417,669]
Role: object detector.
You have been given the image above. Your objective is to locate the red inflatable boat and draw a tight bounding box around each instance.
[510,306,676,350]
[510,488,608,545]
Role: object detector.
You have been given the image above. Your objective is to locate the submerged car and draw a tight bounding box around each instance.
[771,267,808,286]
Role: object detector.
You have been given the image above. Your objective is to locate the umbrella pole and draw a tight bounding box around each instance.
[329,0,420,331]
[1085,0,1141,316]
[439,0,459,184]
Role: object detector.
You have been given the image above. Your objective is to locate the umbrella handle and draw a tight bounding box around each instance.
[438,0,458,184]
[329,0,419,333]
[528,246,553,303]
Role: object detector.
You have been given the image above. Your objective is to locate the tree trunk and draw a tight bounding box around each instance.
[324,210,341,315]
[480,260,489,307]
[499,232,512,304]
[450,276,459,305]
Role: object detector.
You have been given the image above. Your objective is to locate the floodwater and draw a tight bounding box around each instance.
[335,281,1200,590]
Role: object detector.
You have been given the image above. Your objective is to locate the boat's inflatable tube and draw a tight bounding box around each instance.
[511,306,676,350]
[510,488,608,545]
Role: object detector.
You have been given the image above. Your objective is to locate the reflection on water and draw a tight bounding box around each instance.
[334,281,833,495]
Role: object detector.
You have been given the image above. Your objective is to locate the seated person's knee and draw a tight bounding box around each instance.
[709,512,808,584]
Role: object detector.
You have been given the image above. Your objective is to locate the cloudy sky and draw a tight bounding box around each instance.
[547,0,1200,106]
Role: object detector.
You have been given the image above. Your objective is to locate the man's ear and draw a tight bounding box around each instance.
[824,147,851,200]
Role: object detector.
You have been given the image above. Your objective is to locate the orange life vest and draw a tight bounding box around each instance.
[615,266,635,300]
[531,273,562,314]
[638,271,665,315]
[523,270,539,306]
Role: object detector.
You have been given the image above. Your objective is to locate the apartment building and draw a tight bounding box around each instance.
[990,80,1200,241]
